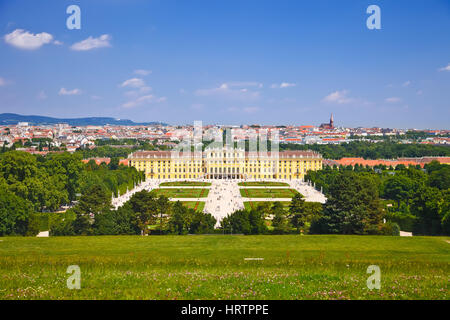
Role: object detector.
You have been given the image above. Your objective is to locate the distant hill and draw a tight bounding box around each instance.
[0,113,167,126]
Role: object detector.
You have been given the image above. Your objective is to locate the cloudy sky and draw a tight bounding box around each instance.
[0,0,449,128]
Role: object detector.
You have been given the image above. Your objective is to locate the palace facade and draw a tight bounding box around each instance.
[128,148,323,180]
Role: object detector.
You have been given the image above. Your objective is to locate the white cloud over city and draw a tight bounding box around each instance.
[134,69,152,76]
[122,95,166,108]
[70,34,112,51]
[385,97,402,103]
[4,29,57,50]
[271,82,296,89]
[120,74,164,108]
[439,63,450,72]
[322,90,355,104]
[195,82,261,101]
[59,88,81,95]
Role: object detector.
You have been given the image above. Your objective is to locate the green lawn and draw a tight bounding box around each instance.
[150,188,209,198]
[240,188,299,198]
[238,181,290,187]
[0,235,448,300]
[178,201,205,212]
[160,181,212,187]
[244,201,291,211]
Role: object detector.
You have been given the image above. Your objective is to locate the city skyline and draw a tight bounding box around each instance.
[0,0,449,129]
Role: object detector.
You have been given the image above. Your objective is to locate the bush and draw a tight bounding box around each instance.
[49,210,76,236]
[25,213,41,236]
[380,222,400,236]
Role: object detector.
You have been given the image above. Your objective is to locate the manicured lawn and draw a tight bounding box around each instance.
[244,201,291,211]
[150,188,209,198]
[238,181,290,187]
[178,201,205,212]
[240,188,299,198]
[160,181,211,187]
[0,235,448,299]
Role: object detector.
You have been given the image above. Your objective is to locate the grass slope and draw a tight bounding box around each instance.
[240,188,299,198]
[238,181,290,187]
[0,235,448,300]
[150,188,209,198]
[160,181,212,187]
[179,201,206,212]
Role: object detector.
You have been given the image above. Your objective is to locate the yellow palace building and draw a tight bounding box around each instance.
[128,147,323,180]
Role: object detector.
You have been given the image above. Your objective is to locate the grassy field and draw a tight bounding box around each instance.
[244,201,291,211]
[0,235,448,300]
[178,201,205,212]
[240,188,299,198]
[160,181,212,187]
[150,188,209,198]
[238,181,290,187]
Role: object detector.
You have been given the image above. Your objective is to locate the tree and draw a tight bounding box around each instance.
[156,196,170,235]
[288,194,307,232]
[411,186,445,235]
[77,185,111,216]
[0,188,34,236]
[382,175,414,207]
[311,172,384,235]
[93,204,139,235]
[0,151,38,183]
[50,210,76,236]
[128,190,157,235]
[271,202,290,234]
[168,201,191,234]
[221,209,267,235]
[189,212,216,234]
[428,166,450,190]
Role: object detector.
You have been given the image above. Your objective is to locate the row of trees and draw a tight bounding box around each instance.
[0,151,144,236]
[50,189,216,236]
[221,174,396,236]
[221,197,323,235]
[305,161,449,235]
[280,141,450,159]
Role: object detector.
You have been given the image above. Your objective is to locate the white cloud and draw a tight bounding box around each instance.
[438,63,450,72]
[122,94,166,108]
[4,29,54,50]
[120,78,146,88]
[59,88,81,95]
[37,91,47,100]
[195,82,260,101]
[70,34,111,51]
[385,97,402,103]
[134,69,152,76]
[226,81,263,88]
[0,77,7,86]
[402,81,411,87]
[322,90,354,104]
[271,82,296,89]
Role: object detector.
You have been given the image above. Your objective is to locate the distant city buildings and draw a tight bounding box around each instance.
[0,115,449,156]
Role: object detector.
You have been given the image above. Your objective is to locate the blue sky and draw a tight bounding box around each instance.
[0,0,449,128]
